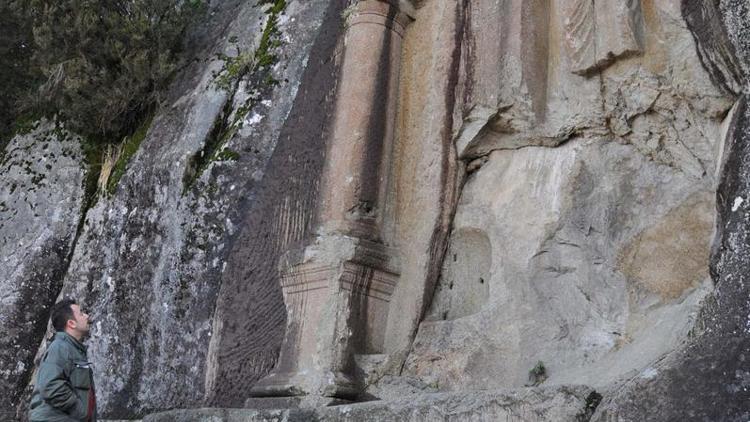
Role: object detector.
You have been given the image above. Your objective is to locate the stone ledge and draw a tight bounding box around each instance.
[144,385,599,422]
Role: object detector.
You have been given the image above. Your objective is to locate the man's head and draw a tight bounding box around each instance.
[50,299,90,340]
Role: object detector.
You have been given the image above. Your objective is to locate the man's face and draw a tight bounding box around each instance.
[69,304,91,336]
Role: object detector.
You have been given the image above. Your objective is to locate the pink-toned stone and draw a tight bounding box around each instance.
[250,0,412,400]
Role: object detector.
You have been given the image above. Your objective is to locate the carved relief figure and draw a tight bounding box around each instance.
[563,0,645,75]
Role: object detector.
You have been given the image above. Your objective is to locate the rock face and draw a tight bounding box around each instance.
[4,0,750,420]
[0,121,86,420]
[590,1,750,420]
[146,386,599,422]
[58,0,350,416]
[200,0,348,407]
[409,141,716,390]
[5,0,352,418]
[593,95,750,422]
[403,0,731,394]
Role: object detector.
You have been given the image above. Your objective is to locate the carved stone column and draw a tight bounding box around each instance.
[249,0,412,400]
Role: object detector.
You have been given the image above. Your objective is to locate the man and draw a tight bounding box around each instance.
[29,299,96,422]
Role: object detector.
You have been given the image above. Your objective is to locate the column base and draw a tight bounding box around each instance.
[244,396,353,410]
[249,370,359,400]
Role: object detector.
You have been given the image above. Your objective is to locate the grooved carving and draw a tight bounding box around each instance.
[249,0,408,400]
[281,263,396,301]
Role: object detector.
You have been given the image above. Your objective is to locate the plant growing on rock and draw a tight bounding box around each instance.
[527,361,548,386]
[23,0,206,143]
[212,0,287,92]
[0,1,39,151]
[185,0,287,192]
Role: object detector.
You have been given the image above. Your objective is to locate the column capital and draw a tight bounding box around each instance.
[347,0,415,36]
[352,0,416,17]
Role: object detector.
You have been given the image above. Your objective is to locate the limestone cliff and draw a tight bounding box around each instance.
[0,121,86,419]
[2,0,750,421]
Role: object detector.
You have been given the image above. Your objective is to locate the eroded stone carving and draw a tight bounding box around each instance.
[249,0,412,400]
[401,0,732,398]
[425,229,492,321]
[453,0,606,158]
[563,0,644,75]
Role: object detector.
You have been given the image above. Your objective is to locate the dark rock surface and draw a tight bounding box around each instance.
[204,0,347,407]
[0,121,86,421]
[4,1,345,419]
[591,2,750,420]
[5,0,750,420]
[682,0,745,96]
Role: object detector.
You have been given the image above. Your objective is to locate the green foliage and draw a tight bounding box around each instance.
[527,361,548,386]
[182,96,238,192]
[255,0,286,69]
[213,49,255,92]
[211,0,286,92]
[12,114,43,137]
[215,148,240,162]
[187,0,287,192]
[25,0,206,143]
[106,114,154,195]
[0,1,40,151]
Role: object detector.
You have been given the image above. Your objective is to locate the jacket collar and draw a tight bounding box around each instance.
[55,331,87,354]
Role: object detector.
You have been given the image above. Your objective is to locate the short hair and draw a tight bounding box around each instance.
[51,299,77,332]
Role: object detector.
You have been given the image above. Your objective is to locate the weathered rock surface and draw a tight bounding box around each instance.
[201,0,347,407]
[408,136,720,388]
[592,98,750,422]
[145,386,598,422]
[589,1,750,420]
[381,0,462,362]
[0,121,86,420]
[403,0,732,396]
[8,0,348,418]
[4,0,750,420]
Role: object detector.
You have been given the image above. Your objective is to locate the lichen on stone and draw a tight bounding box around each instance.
[185,0,288,193]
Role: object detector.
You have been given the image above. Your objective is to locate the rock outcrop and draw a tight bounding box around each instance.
[0,121,86,421]
[51,0,350,417]
[146,386,600,422]
[3,0,750,420]
[590,1,750,420]
[403,0,732,395]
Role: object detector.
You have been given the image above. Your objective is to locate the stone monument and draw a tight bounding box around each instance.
[248,0,414,402]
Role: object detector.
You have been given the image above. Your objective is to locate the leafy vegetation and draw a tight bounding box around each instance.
[0,0,209,206]
[106,114,154,195]
[0,1,40,151]
[255,0,287,69]
[24,0,206,143]
[527,361,548,386]
[213,38,255,92]
[185,0,287,191]
[212,0,287,91]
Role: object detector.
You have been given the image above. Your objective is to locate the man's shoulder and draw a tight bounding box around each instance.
[45,334,78,361]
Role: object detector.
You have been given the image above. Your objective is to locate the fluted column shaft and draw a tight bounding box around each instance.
[318,0,409,241]
[249,0,411,401]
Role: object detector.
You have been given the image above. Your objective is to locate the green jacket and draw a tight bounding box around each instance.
[29,332,96,422]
